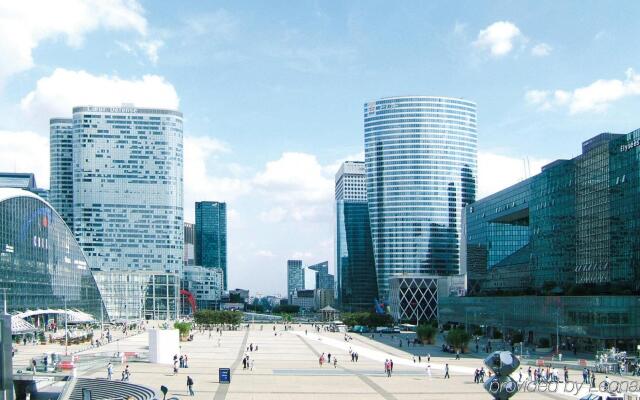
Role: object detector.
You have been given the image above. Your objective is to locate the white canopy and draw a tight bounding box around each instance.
[14,309,96,324]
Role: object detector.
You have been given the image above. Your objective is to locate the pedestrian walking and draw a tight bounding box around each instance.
[173,359,178,375]
[455,350,460,360]
[333,357,337,368]
[250,359,255,371]
[444,363,450,379]
[418,355,421,363]
[187,375,194,396]
[184,355,188,368]
[107,362,113,380]
[328,353,332,363]
[427,364,432,379]
[427,354,431,363]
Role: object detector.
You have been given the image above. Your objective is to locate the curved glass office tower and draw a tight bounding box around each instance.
[72,106,184,273]
[364,96,477,299]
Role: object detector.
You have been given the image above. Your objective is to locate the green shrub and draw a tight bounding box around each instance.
[416,324,437,344]
[445,328,471,351]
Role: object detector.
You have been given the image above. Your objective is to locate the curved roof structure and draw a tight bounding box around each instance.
[0,189,105,322]
[15,309,95,324]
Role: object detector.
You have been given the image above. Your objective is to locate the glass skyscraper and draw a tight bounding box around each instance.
[195,201,227,289]
[364,96,477,299]
[49,118,74,227]
[335,161,378,311]
[287,259,304,300]
[70,105,184,273]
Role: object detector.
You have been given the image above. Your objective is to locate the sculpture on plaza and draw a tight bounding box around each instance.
[483,351,520,400]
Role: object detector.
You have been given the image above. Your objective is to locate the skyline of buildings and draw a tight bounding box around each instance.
[195,201,228,289]
[364,96,478,299]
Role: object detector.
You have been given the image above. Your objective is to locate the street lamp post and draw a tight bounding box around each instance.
[64,296,68,356]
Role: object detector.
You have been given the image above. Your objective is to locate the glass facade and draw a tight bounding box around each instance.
[92,270,179,321]
[307,261,335,292]
[335,161,378,311]
[0,189,103,316]
[71,106,184,274]
[287,260,304,299]
[364,96,477,299]
[451,130,640,351]
[49,118,74,228]
[194,201,227,288]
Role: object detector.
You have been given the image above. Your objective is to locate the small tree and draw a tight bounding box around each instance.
[416,324,437,344]
[174,322,192,339]
[445,328,471,352]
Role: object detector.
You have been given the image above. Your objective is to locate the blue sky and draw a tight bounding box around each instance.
[1,1,640,295]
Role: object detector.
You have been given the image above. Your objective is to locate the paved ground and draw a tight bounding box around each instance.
[13,324,640,400]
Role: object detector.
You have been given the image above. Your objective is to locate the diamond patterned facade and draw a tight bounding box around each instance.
[388,275,438,323]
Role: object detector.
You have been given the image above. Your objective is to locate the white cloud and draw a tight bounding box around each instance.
[477,151,550,199]
[0,130,50,188]
[525,68,640,114]
[0,0,147,86]
[183,135,250,222]
[531,43,552,57]
[137,39,164,64]
[473,21,523,57]
[256,250,275,258]
[20,68,179,124]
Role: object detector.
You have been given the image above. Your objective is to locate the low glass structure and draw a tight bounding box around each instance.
[92,270,179,321]
[0,188,103,316]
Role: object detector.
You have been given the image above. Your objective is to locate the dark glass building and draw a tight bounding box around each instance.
[335,161,378,311]
[440,130,640,352]
[0,188,104,316]
[195,201,227,289]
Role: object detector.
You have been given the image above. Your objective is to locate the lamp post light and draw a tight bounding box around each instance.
[64,296,68,356]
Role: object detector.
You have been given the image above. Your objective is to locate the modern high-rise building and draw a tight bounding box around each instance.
[287,260,304,300]
[69,105,184,273]
[194,201,227,289]
[335,161,378,311]
[184,222,196,266]
[307,261,335,292]
[364,96,477,300]
[440,130,640,352]
[49,118,74,227]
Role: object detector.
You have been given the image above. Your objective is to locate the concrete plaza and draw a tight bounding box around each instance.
[13,324,640,400]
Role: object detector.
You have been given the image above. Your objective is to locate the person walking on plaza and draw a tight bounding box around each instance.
[390,359,394,374]
[455,350,460,360]
[107,362,113,380]
[444,363,450,379]
[173,359,178,375]
[328,353,332,363]
[427,354,431,363]
[427,364,432,379]
[333,357,338,368]
[187,375,194,396]
[184,355,189,368]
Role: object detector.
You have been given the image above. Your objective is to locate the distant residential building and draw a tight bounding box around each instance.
[182,265,223,313]
[184,222,196,266]
[335,161,378,311]
[364,96,477,300]
[195,201,227,288]
[0,172,50,202]
[65,105,184,273]
[307,261,335,293]
[49,118,74,227]
[287,260,304,300]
